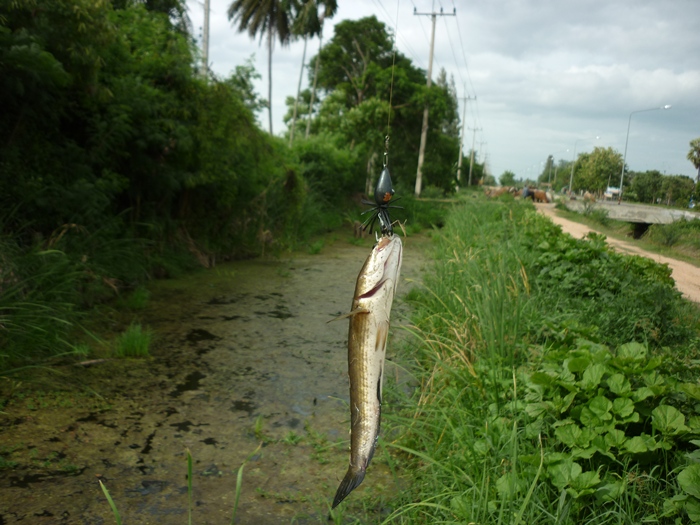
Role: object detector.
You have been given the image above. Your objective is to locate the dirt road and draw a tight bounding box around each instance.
[536,203,700,303]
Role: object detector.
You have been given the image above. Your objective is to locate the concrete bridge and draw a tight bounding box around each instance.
[563,200,700,224]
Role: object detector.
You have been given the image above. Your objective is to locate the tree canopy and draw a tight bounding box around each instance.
[290,16,461,193]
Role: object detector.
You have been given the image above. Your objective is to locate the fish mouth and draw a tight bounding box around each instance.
[358,238,401,299]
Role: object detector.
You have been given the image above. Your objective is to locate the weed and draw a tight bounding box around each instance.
[282,430,302,445]
[113,323,152,358]
[645,220,686,247]
[307,239,324,254]
[119,286,150,310]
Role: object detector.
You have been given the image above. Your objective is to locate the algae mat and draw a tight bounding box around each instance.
[0,234,430,524]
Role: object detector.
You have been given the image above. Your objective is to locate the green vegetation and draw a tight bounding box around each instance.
[386,197,700,524]
[112,322,152,358]
[552,203,700,265]
[0,1,462,373]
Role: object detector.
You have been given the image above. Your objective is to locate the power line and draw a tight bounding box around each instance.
[373,0,426,69]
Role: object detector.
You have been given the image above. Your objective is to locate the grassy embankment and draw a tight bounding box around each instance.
[383,194,700,524]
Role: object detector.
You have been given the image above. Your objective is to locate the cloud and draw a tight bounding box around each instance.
[189,0,700,179]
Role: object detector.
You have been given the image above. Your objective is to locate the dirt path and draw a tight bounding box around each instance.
[536,203,700,303]
[0,233,430,524]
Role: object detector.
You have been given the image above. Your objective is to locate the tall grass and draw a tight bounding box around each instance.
[384,197,700,524]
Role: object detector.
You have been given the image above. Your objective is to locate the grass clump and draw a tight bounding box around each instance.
[384,196,700,524]
[644,218,700,248]
[113,323,153,358]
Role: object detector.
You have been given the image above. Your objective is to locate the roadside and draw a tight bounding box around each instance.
[535,202,700,303]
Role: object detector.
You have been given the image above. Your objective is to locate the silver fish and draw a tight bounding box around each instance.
[332,233,403,508]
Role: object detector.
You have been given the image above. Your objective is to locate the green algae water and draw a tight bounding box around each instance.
[0,234,429,524]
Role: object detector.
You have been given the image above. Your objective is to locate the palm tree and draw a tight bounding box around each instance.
[288,0,337,145]
[228,0,296,135]
[688,137,700,186]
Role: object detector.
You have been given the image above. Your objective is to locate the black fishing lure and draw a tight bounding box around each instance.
[361,142,402,235]
[361,166,402,235]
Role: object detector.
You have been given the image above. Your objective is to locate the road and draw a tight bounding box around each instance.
[535,203,700,303]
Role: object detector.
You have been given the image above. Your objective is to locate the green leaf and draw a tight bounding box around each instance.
[686,497,700,522]
[680,383,700,401]
[561,391,577,413]
[607,373,631,396]
[529,372,555,386]
[548,459,582,489]
[678,465,700,499]
[652,405,688,435]
[579,406,597,427]
[495,472,525,496]
[571,447,596,459]
[580,364,606,390]
[567,357,590,373]
[572,470,601,491]
[555,423,582,448]
[624,436,649,454]
[644,371,667,395]
[612,397,635,418]
[605,429,626,448]
[596,480,625,502]
[632,387,655,402]
[525,402,548,418]
[589,396,613,420]
[616,342,647,363]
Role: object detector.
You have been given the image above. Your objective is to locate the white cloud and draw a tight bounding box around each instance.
[188,0,700,180]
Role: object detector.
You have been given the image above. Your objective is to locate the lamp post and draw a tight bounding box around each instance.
[568,137,599,196]
[618,105,671,203]
[547,148,568,186]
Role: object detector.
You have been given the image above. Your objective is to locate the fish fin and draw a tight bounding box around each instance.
[332,467,366,508]
[327,308,369,323]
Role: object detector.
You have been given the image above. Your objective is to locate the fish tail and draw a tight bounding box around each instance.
[332,466,366,508]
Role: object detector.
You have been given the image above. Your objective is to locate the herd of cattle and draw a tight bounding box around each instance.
[484,186,553,203]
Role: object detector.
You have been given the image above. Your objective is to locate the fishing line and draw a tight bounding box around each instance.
[384,0,400,161]
[361,0,402,236]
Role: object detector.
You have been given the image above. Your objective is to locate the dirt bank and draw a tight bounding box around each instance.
[536,203,700,303]
[0,233,430,525]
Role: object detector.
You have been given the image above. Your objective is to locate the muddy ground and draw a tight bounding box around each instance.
[0,233,432,525]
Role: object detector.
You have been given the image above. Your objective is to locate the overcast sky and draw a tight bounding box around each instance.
[187,0,700,183]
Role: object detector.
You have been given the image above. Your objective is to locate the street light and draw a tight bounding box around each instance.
[547,148,569,185]
[617,105,671,203]
[568,136,599,195]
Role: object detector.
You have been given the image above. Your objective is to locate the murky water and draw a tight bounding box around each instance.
[0,233,430,524]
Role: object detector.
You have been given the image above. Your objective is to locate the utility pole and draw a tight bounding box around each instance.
[467,126,482,186]
[414,5,455,197]
[200,0,210,78]
[456,93,475,184]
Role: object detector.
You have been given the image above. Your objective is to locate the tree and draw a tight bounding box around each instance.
[499,170,516,186]
[288,0,337,145]
[294,17,458,193]
[630,170,663,204]
[575,147,623,193]
[661,175,695,207]
[688,137,700,185]
[227,0,296,135]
